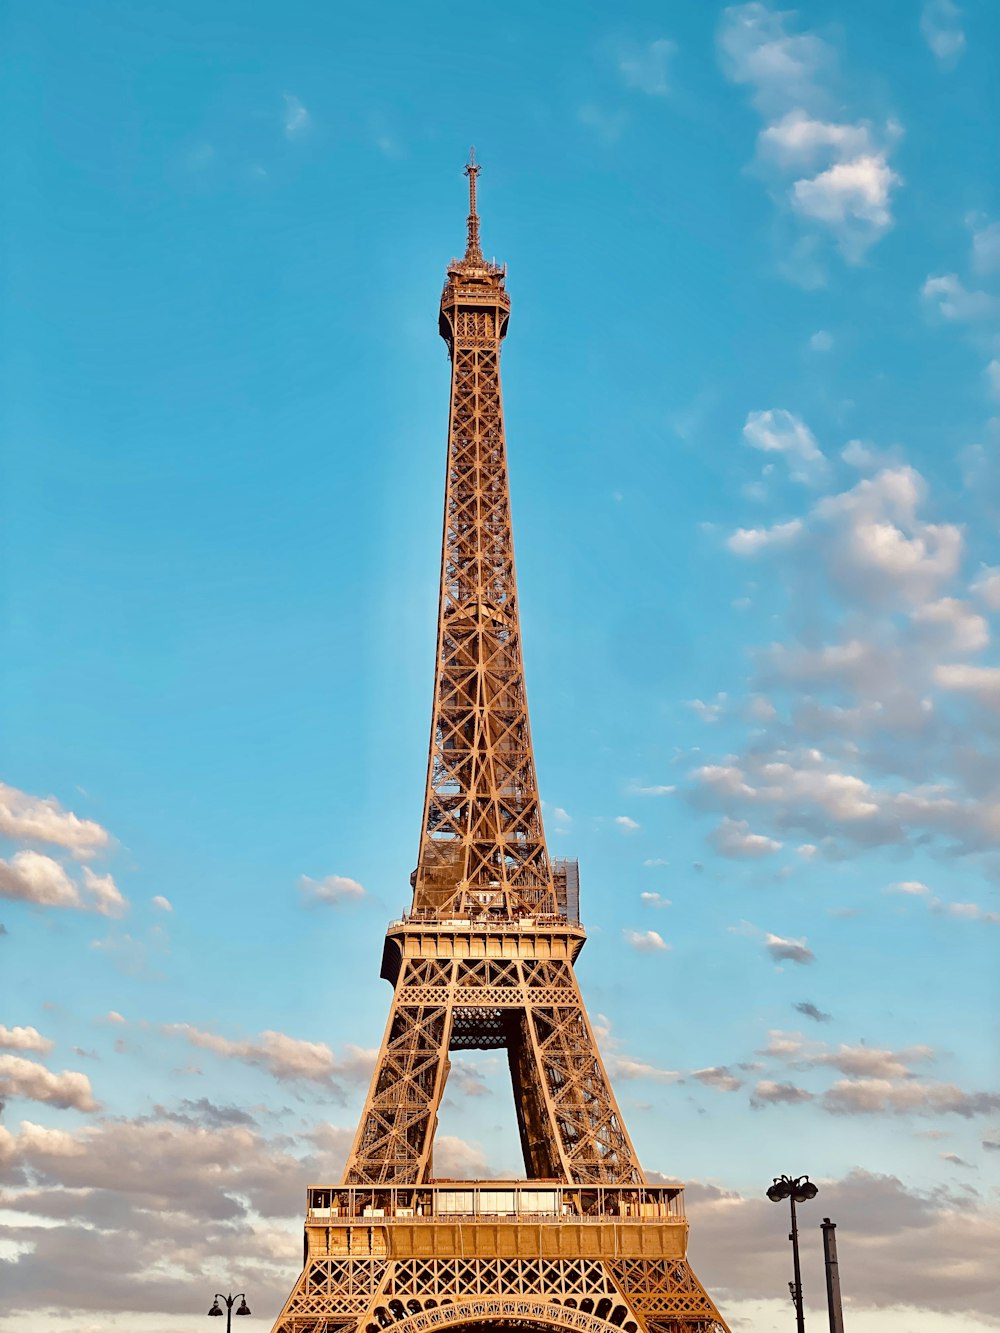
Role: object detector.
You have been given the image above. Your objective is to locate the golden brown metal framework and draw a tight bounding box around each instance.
[271,156,729,1333]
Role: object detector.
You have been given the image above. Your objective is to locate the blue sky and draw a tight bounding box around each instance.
[2,2,999,1330]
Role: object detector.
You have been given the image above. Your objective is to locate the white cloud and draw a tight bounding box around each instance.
[626,783,675,796]
[922,273,995,321]
[931,897,1000,924]
[0,849,127,916]
[614,815,640,832]
[0,1054,99,1112]
[809,329,833,352]
[710,816,782,858]
[716,2,831,115]
[688,694,727,723]
[971,219,1000,275]
[986,359,1000,401]
[920,1,966,66]
[80,866,127,918]
[0,1025,53,1055]
[970,566,1000,611]
[759,110,870,169]
[825,1078,1000,1117]
[910,597,989,655]
[0,782,110,858]
[718,5,901,264]
[299,874,367,906]
[104,1011,126,1024]
[622,928,669,953]
[282,93,311,137]
[727,518,803,555]
[164,1023,375,1091]
[743,408,825,483]
[886,880,931,896]
[619,38,676,97]
[640,891,671,909]
[791,153,901,258]
[543,801,573,832]
[934,663,1000,710]
[0,850,83,909]
[764,932,814,964]
[151,895,173,912]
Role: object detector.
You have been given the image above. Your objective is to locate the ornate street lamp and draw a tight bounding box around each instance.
[208,1291,251,1332]
[766,1174,819,1332]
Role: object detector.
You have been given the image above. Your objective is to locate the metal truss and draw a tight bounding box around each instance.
[270,159,729,1333]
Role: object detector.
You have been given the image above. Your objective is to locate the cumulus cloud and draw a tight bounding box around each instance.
[164,1024,376,1092]
[0,1110,355,1319]
[619,38,676,96]
[922,273,995,321]
[683,1168,1000,1320]
[0,1055,99,1112]
[299,874,367,906]
[614,815,640,832]
[920,0,965,66]
[764,932,814,964]
[0,1025,54,1054]
[0,850,127,916]
[151,895,172,912]
[709,815,782,858]
[717,4,901,266]
[0,782,110,858]
[622,928,669,953]
[791,153,900,259]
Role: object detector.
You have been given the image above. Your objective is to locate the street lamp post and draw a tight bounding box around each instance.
[208,1291,251,1333]
[766,1174,819,1333]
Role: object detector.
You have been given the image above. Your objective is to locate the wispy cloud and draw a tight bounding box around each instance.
[164,1023,375,1093]
[717,3,902,269]
[618,38,676,97]
[920,1,966,67]
[283,93,311,138]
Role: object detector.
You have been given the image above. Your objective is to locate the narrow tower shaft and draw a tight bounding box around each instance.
[414,156,555,919]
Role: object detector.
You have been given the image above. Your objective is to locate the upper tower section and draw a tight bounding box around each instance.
[438,149,511,350]
[413,155,558,923]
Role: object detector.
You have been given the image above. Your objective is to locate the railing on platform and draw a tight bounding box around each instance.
[306,1182,684,1224]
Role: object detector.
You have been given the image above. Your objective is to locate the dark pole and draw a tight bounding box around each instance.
[821,1218,845,1333]
[767,1174,817,1331]
[788,1192,805,1333]
[227,1296,233,1333]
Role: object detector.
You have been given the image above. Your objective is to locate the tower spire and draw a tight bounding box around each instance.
[463,146,484,263]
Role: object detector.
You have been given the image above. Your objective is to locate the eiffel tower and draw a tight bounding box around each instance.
[270,156,729,1333]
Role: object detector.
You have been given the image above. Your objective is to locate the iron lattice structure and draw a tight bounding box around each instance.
[271,158,729,1333]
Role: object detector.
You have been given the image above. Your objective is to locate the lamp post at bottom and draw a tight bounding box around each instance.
[208,1291,251,1332]
[766,1174,819,1332]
